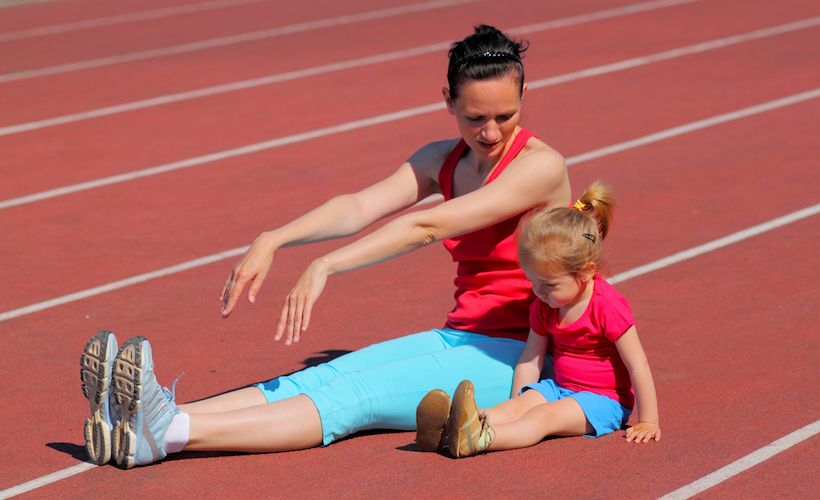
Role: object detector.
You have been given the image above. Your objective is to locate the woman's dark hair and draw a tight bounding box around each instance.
[447,25,528,101]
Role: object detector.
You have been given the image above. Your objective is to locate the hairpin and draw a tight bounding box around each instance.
[583,233,597,243]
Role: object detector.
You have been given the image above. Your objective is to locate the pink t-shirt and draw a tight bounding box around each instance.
[529,274,635,408]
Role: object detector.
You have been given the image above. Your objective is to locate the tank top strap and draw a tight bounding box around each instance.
[485,128,535,185]
[438,128,535,200]
[438,139,468,201]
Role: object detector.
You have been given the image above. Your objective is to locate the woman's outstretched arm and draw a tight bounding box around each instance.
[276,147,569,343]
[220,143,446,317]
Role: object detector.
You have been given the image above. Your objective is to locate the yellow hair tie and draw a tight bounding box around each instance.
[573,199,586,212]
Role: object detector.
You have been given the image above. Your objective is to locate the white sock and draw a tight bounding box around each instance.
[163,411,190,454]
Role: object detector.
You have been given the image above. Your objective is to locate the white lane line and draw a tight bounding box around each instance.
[0,0,50,8]
[2,205,818,498]
[528,16,820,94]
[0,0,272,43]
[565,88,820,167]
[0,246,249,322]
[0,462,96,499]
[0,0,478,84]
[0,102,445,210]
[609,204,820,285]
[0,0,697,136]
[1,33,817,212]
[1,92,819,321]
[658,420,820,499]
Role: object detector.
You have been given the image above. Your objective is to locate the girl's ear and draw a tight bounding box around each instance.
[580,261,597,281]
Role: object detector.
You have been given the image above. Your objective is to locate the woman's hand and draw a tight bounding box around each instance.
[220,233,277,317]
[275,259,329,345]
[625,422,661,443]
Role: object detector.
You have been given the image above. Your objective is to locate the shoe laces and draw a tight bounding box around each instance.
[163,372,186,403]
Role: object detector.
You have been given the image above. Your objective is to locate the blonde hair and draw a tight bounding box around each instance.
[518,181,614,276]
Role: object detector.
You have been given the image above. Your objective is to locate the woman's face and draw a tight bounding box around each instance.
[445,76,525,162]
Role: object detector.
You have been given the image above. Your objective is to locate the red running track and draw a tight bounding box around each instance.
[0,0,818,497]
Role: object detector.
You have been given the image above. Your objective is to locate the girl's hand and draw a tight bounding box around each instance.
[220,233,277,317]
[625,422,661,443]
[275,259,329,345]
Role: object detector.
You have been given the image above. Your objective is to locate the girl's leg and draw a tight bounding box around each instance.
[483,389,547,426]
[488,398,593,451]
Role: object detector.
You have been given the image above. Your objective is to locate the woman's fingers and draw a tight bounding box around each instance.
[248,265,270,304]
[273,261,328,345]
[221,270,243,316]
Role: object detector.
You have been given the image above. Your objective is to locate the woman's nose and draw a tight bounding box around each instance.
[480,122,500,142]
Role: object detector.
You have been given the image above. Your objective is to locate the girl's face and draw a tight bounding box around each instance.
[444,76,525,162]
[522,262,593,311]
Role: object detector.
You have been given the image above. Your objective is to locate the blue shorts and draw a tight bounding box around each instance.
[255,328,525,445]
[523,379,631,437]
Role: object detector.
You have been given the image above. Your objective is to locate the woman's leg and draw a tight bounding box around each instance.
[488,398,593,451]
[186,394,322,452]
[157,331,520,457]
[180,387,267,414]
[305,334,524,445]
[181,329,459,415]
[187,331,520,453]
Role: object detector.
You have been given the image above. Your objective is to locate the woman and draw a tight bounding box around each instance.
[80,25,570,468]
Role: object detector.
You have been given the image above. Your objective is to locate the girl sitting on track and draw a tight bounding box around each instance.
[415,183,661,457]
[80,24,573,468]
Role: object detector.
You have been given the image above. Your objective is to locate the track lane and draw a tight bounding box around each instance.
[0,0,679,124]
[0,0,479,75]
[0,0,704,134]
[0,0,200,32]
[1,7,818,200]
[692,433,820,498]
[0,0,290,43]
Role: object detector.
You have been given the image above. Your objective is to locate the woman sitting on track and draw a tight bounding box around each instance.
[80,24,571,468]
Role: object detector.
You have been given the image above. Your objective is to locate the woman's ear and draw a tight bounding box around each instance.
[442,87,455,115]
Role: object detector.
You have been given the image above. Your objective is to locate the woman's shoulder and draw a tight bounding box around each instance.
[408,138,463,173]
[414,138,462,160]
[517,133,565,169]
[497,133,568,202]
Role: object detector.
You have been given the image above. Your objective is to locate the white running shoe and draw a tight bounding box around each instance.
[112,336,181,469]
[80,330,119,465]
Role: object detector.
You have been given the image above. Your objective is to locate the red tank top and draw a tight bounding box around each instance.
[438,129,536,341]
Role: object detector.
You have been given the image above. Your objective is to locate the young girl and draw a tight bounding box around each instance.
[415,182,660,457]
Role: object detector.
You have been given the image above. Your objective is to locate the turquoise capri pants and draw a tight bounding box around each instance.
[256,328,525,445]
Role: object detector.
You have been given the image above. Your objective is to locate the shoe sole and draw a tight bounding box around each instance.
[112,336,147,469]
[80,330,117,465]
[447,380,476,458]
[415,389,450,452]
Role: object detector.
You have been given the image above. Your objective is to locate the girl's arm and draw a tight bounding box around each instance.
[510,329,548,397]
[615,326,661,443]
[276,147,568,343]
